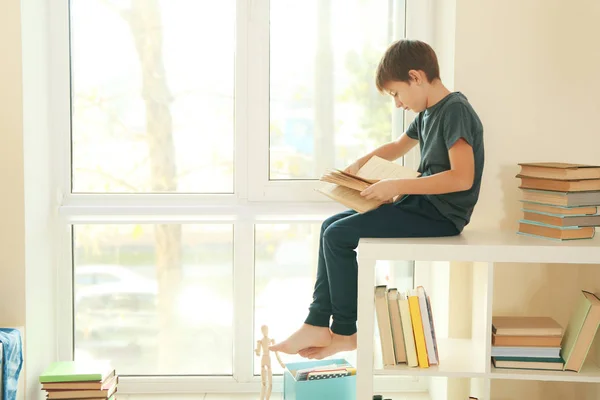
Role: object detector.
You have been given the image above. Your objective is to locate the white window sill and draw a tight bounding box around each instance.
[120,392,432,400]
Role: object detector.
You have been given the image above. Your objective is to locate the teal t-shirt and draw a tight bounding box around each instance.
[405,91,484,231]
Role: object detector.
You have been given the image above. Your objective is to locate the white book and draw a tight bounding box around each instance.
[398,291,418,367]
[491,346,561,358]
[417,286,438,365]
[375,285,396,367]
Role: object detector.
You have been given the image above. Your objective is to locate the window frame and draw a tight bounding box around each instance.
[50,0,430,393]
[246,0,413,202]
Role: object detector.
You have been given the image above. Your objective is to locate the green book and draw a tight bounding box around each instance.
[560,290,600,371]
[39,360,114,383]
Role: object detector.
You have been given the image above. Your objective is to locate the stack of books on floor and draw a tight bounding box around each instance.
[374,285,437,369]
[492,290,600,372]
[516,162,600,240]
[491,316,565,370]
[39,360,118,399]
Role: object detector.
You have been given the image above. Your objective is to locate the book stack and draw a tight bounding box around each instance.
[516,162,600,240]
[317,155,419,213]
[39,360,118,400]
[491,290,600,373]
[374,285,438,369]
[491,316,565,370]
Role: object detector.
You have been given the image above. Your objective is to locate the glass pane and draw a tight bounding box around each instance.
[70,1,235,193]
[73,224,233,375]
[253,223,413,375]
[270,0,399,179]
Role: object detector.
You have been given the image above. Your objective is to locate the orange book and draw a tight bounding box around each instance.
[518,162,600,181]
[517,175,600,192]
[492,333,562,347]
[492,316,563,336]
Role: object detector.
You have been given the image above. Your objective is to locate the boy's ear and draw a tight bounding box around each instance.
[408,69,422,85]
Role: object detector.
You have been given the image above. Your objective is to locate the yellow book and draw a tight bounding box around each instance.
[408,290,429,368]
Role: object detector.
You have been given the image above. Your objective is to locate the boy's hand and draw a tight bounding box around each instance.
[344,158,364,175]
[360,179,401,202]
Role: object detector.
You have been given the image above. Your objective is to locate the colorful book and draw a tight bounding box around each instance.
[560,291,600,372]
[398,292,418,367]
[517,162,600,181]
[491,345,560,358]
[375,285,396,367]
[491,333,562,347]
[522,210,600,227]
[492,316,563,336]
[492,356,564,370]
[520,189,600,207]
[387,288,407,364]
[408,289,429,368]
[39,360,114,383]
[417,286,437,365]
[46,374,117,399]
[517,220,595,240]
[520,201,598,216]
[517,175,600,192]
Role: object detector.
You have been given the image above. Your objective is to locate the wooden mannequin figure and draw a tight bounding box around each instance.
[255,325,285,400]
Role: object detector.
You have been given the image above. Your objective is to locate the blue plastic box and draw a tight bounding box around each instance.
[283,359,356,400]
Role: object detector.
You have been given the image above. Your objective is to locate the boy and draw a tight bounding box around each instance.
[270,39,484,359]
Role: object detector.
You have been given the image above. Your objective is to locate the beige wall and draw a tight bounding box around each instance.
[0,0,25,327]
[454,0,600,231]
[454,1,600,399]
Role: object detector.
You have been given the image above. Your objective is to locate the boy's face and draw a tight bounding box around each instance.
[383,70,428,112]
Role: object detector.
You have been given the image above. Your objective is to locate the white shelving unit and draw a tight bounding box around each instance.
[356,230,600,400]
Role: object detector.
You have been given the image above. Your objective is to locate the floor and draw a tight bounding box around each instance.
[121,393,431,400]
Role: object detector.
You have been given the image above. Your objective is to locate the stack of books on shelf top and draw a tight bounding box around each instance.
[39,360,118,400]
[491,290,600,373]
[374,285,437,369]
[516,162,600,240]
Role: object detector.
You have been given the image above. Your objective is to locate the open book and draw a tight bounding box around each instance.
[316,155,419,213]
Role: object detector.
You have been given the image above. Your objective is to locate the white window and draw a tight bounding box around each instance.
[51,0,427,393]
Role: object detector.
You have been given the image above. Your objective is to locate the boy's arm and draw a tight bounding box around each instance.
[395,138,474,194]
[361,139,474,200]
[347,133,418,173]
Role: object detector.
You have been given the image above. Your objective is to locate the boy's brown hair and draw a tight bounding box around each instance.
[375,39,440,92]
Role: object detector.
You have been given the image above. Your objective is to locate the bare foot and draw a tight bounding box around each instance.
[302,333,357,360]
[269,324,332,354]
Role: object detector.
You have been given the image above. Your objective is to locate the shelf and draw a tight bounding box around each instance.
[490,360,600,383]
[374,339,487,378]
[359,229,600,264]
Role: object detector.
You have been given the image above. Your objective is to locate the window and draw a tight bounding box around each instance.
[70,0,235,193]
[52,0,425,393]
[73,224,234,375]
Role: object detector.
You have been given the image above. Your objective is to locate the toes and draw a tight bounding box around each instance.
[298,347,314,357]
[304,348,320,359]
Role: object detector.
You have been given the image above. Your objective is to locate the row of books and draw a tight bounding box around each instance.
[492,290,600,372]
[516,162,600,240]
[39,360,117,399]
[375,285,437,368]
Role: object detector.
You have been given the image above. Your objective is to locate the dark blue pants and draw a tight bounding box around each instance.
[305,195,460,335]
